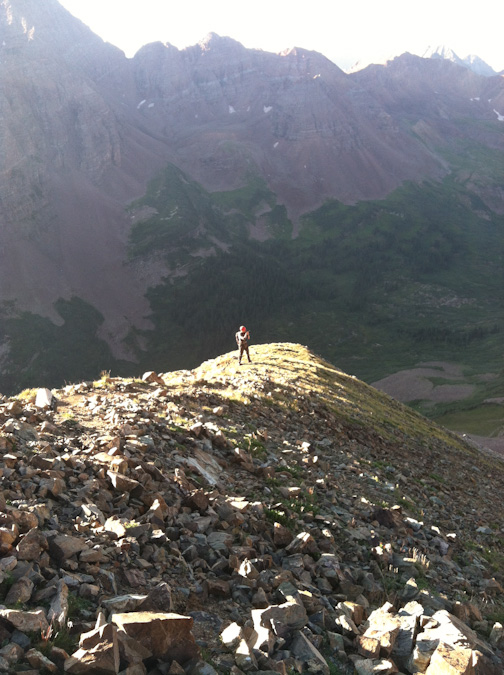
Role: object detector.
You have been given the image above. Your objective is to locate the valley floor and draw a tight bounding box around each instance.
[372,362,504,457]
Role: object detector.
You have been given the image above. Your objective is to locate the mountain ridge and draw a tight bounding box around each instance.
[422,45,498,77]
[0,343,503,673]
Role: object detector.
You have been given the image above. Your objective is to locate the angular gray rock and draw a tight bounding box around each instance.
[111,612,199,663]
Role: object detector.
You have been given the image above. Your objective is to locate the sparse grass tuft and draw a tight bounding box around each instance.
[16,388,38,402]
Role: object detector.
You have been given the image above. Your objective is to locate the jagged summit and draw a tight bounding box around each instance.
[0,0,123,62]
[196,32,247,53]
[351,46,498,77]
[423,45,496,76]
[463,53,498,77]
[0,343,503,672]
[423,45,463,63]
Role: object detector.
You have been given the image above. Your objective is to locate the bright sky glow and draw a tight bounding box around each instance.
[58,0,504,73]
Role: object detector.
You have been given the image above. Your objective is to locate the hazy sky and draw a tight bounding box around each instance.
[58,0,504,72]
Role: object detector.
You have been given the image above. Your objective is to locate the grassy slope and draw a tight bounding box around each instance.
[184,342,471,451]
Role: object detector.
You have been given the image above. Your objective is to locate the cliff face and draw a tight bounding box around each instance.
[0,1,503,391]
[129,37,504,212]
[130,37,449,211]
[0,0,166,344]
[0,0,125,198]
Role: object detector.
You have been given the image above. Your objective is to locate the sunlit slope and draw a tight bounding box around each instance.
[162,342,481,454]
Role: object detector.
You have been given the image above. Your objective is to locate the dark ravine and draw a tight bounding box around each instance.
[0,344,503,673]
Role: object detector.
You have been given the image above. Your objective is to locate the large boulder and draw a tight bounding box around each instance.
[64,622,120,674]
[111,612,199,664]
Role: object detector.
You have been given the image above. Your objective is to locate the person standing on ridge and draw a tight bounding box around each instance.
[235,325,251,365]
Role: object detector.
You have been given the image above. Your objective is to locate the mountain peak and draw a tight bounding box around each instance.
[423,44,462,63]
[462,53,497,76]
[198,31,222,48]
[197,32,245,53]
[422,45,496,76]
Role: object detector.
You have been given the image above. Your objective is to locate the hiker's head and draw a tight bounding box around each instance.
[240,325,246,332]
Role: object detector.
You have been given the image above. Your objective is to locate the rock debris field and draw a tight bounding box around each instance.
[0,343,503,674]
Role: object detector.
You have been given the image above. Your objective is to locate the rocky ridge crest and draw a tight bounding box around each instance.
[0,343,503,673]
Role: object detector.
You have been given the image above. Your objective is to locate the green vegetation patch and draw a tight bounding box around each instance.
[211,173,275,220]
[137,172,503,399]
[435,402,504,437]
[0,297,131,394]
[128,164,230,261]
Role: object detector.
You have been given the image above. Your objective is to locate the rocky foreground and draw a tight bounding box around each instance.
[0,343,503,674]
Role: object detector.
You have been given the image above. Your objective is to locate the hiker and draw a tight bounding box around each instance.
[235,325,251,365]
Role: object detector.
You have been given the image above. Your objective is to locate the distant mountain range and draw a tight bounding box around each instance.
[348,44,500,76]
[422,45,500,77]
[0,0,503,424]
